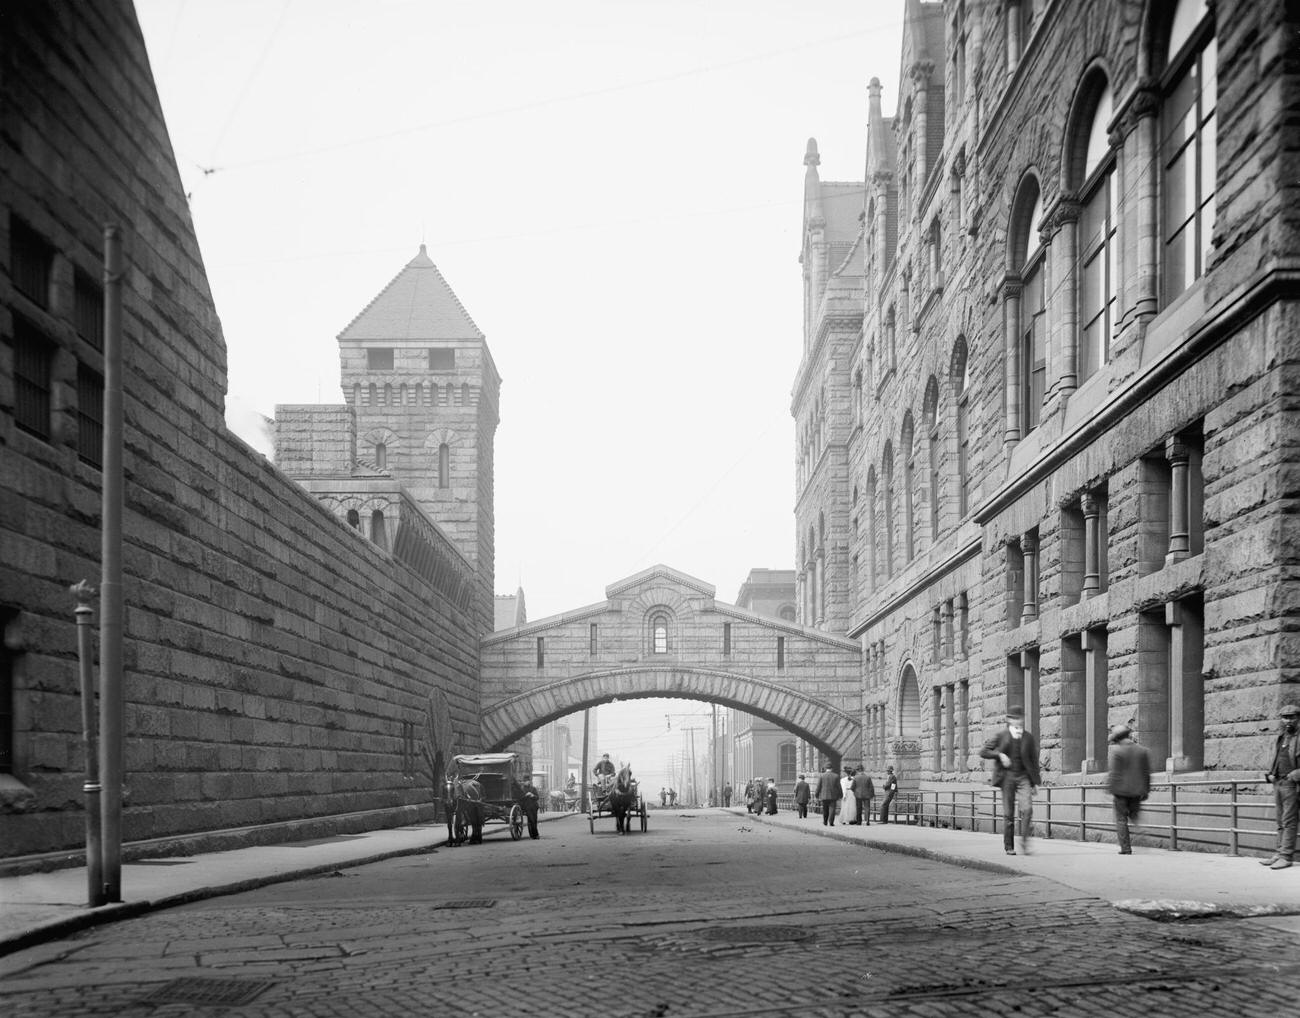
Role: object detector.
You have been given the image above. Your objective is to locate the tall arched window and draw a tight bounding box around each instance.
[651,613,669,654]
[374,442,387,470]
[371,509,388,551]
[883,444,896,578]
[346,509,360,529]
[1162,0,1216,303]
[953,341,971,516]
[924,376,940,543]
[901,414,916,561]
[866,468,879,587]
[778,743,797,782]
[438,443,449,488]
[1078,79,1116,382]
[1014,180,1046,434]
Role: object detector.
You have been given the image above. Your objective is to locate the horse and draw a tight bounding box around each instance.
[607,764,638,834]
[444,774,484,845]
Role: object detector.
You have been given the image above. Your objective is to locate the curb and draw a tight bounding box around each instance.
[0,840,444,961]
[746,812,1025,878]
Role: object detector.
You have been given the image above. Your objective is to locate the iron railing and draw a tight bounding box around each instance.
[772,779,1277,856]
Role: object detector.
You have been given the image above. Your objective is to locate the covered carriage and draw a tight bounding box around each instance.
[445,752,527,845]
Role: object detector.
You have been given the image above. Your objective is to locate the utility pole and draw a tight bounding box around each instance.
[711,704,717,807]
[580,709,590,813]
[99,224,124,904]
[72,581,103,907]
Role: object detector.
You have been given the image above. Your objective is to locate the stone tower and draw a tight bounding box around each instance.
[276,245,501,630]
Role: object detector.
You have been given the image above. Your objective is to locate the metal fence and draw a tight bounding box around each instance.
[771,779,1277,856]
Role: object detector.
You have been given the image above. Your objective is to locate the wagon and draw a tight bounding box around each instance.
[445,752,527,845]
[588,770,648,834]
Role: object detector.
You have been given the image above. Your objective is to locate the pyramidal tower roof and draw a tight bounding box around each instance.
[337,245,484,342]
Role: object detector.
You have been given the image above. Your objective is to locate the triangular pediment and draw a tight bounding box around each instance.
[604,564,716,600]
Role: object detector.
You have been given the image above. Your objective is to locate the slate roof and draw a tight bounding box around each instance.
[337,245,484,342]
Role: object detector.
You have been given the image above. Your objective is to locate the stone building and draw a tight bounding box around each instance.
[0,2,493,861]
[796,0,1300,808]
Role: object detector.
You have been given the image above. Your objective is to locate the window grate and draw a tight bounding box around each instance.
[12,318,53,440]
[77,364,103,466]
[11,218,52,308]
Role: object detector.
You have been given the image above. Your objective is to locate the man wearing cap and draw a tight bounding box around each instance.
[1106,724,1151,855]
[979,708,1041,855]
[815,763,842,827]
[1261,703,1300,870]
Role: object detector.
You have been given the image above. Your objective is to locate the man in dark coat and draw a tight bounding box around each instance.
[879,766,898,823]
[979,708,1041,855]
[723,782,732,807]
[764,778,778,815]
[850,768,875,825]
[792,774,811,818]
[815,764,842,826]
[1106,724,1150,854]
[517,777,541,839]
[1262,702,1300,869]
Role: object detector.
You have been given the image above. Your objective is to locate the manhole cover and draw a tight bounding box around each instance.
[699,925,812,943]
[137,977,275,1006]
[435,898,497,909]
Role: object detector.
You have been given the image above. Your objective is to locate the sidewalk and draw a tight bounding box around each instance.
[4,809,1298,959]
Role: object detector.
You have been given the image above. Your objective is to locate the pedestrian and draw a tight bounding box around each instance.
[815,764,841,826]
[668,787,677,806]
[744,778,757,813]
[660,787,667,808]
[851,767,875,825]
[979,707,1041,855]
[792,773,811,818]
[879,766,897,823]
[1106,724,1150,855]
[518,776,541,839]
[1261,702,1300,870]
[838,768,858,825]
[723,782,732,807]
[764,777,779,815]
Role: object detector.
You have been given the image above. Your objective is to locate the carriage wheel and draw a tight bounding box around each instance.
[509,804,524,841]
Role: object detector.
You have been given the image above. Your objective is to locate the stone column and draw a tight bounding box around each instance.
[1020,531,1039,623]
[911,61,934,184]
[958,679,970,769]
[1082,492,1101,597]
[941,600,955,665]
[1002,277,1023,451]
[1128,86,1161,329]
[1081,628,1108,774]
[1046,199,1080,398]
[1166,436,1190,564]
[814,552,825,627]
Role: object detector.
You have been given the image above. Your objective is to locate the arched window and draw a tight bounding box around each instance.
[346,509,360,529]
[924,376,940,543]
[374,442,387,470]
[1011,178,1045,434]
[1161,0,1216,303]
[866,468,879,586]
[886,306,898,371]
[901,413,916,561]
[367,383,377,406]
[953,341,971,516]
[883,444,896,578]
[438,443,449,488]
[383,383,393,406]
[1078,79,1116,382]
[651,613,669,655]
[371,509,388,551]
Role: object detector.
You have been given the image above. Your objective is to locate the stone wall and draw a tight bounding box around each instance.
[0,1,485,860]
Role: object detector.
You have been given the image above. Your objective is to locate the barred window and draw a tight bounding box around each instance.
[11,217,52,308]
[12,318,54,440]
[75,270,103,350]
[76,364,103,467]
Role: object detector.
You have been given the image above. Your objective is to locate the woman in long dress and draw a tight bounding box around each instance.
[838,768,858,824]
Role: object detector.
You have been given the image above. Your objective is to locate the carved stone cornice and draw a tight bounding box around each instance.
[909,60,936,86]
[1000,272,1023,300]
[1040,193,1081,243]
[1110,78,1161,146]
[951,149,966,178]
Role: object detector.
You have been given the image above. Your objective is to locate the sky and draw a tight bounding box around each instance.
[134,0,904,793]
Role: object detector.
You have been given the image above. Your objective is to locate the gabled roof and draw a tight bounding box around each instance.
[338,245,484,343]
[605,564,716,600]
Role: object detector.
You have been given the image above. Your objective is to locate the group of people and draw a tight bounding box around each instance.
[742,777,779,815]
[658,787,678,807]
[789,764,898,825]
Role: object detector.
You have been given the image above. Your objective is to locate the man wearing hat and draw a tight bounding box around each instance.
[979,708,1041,855]
[1106,724,1151,855]
[1261,702,1300,870]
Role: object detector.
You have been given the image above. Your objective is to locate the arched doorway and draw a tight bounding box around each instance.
[893,664,922,796]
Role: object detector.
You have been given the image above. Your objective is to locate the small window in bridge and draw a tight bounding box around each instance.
[536,637,545,669]
[776,636,786,670]
[723,622,731,657]
[652,615,668,654]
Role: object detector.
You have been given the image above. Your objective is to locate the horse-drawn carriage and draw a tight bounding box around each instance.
[588,764,647,834]
[444,752,526,845]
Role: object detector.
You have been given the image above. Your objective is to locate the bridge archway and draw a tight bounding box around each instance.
[481,664,860,763]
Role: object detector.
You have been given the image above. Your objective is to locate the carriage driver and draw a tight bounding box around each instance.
[593,753,616,791]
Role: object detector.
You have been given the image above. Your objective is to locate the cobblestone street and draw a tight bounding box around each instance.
[2,812,1298,1017]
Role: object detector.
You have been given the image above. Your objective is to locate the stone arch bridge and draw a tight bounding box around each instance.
[480,566,862,762]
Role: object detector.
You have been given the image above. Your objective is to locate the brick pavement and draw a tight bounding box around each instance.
[2,812,1299,1017]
